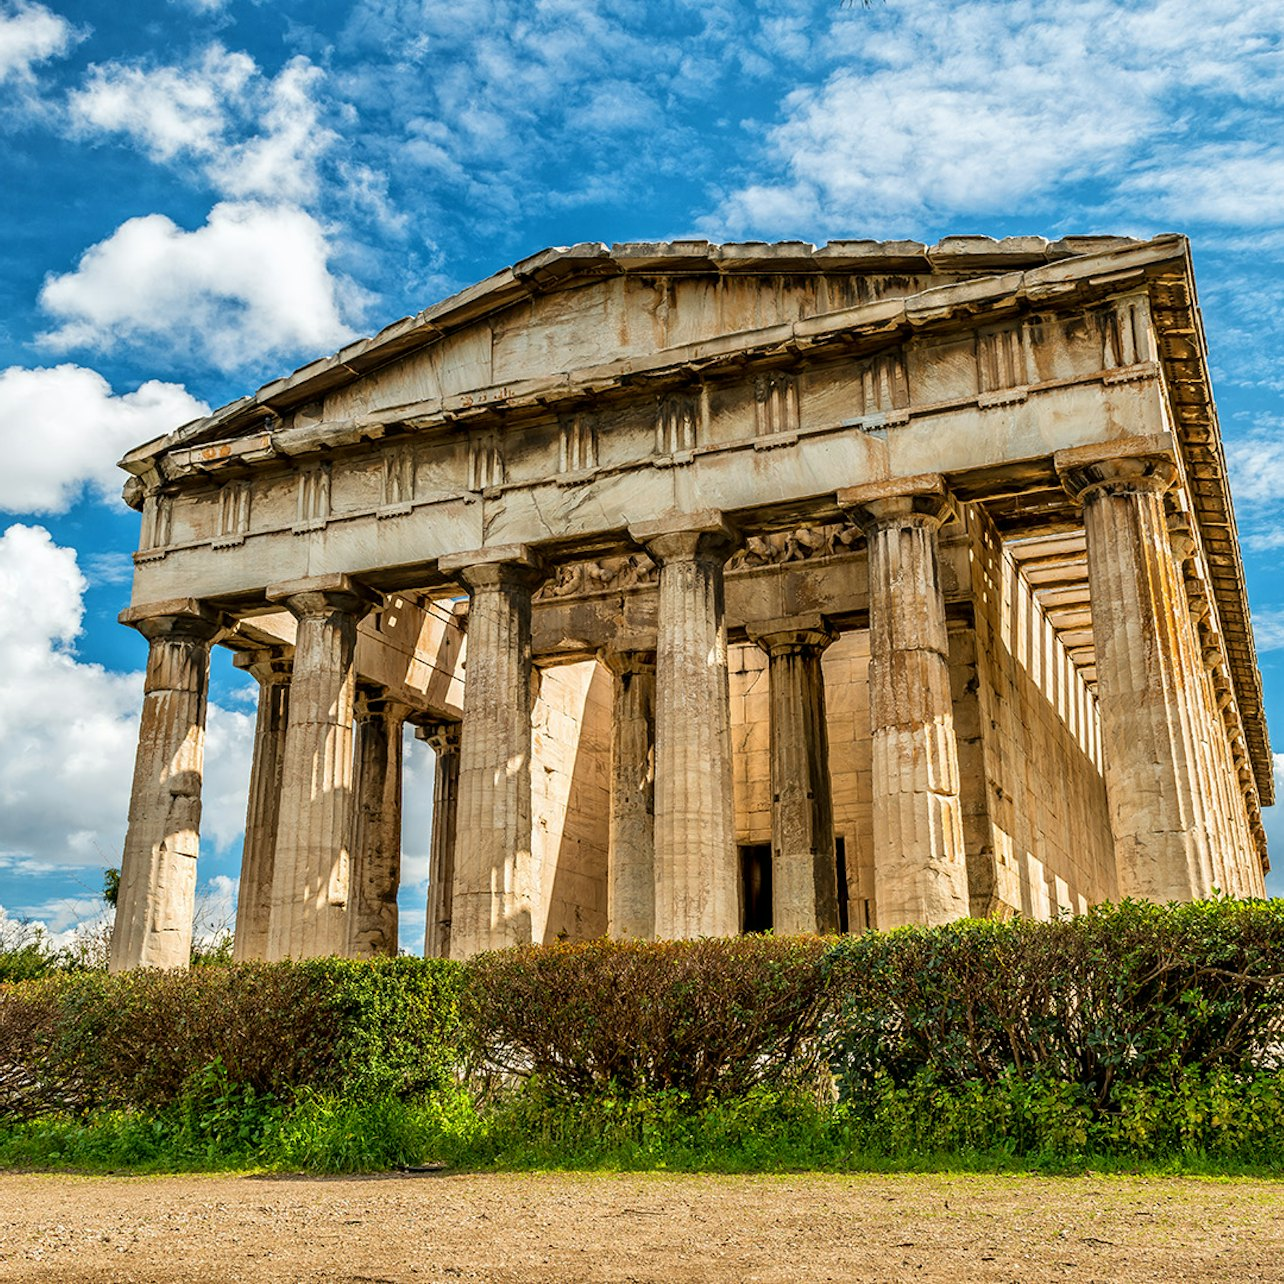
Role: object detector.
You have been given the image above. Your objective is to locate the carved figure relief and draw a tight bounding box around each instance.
[534,552,658,602]
[976,326,1026,393]
[382,443,415,507]
[468,433,504,491]
[858,351,910,414]
[753,371,800,436]
[558,415,598,473]
[727,522,860,571]
[295,462,332,529]
[655,392,697,455]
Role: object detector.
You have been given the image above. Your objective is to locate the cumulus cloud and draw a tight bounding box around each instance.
[708,0,1284,236]
[1225,416,1284,553]
[0,0,77,85]
[0,524,253,870]
[0,364,207,513]
[37,201,364,371]
[69,47,335,204]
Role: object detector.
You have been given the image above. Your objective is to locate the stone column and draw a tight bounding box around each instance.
[109,600,223,972]
[602,648,656,940]
[231,648,291,962]
[839,476,970,929]
[747,614,840,935]
[348,688,408,958]
[629,511,739,940]
[437,546,544,957]
[1056,440,1210,902]
[418,720,461,959]
[265,574,381,960]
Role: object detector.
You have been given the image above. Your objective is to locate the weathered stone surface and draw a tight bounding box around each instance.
[109,605,223,972]
[108,238,1271,969]
[419,720,461,959]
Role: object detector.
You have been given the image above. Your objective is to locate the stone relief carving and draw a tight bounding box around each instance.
[727,522,861,571]
[1100,298,1152,369]
[534,552,658,602]
[217,480,252,541]
[975,325,1026,393]
[753,371,800,436]
[382,443,415,507]
[655,392,697,455]
[140,492,174,552]
[858,351,909,414]
[295,462,331,530]
[468,433,504,491]
[558,414,598,473]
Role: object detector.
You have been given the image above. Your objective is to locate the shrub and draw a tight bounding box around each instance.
[461,935,833,1104]
[823,898,1284,1103]
[0,957,462,1120]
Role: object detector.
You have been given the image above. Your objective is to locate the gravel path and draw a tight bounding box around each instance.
[1,1170,1282,1282]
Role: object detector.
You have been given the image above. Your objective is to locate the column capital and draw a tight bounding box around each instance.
[232,646,293,685]
[837,473,954,532]
[355,684,412,722]
[119,598,225,643]
[1054,435,1177,504]
[439,544,544,592]
[628,509,738,564]
[414,718,462,756]
[746,612,838,657]
[600,645,657,677]
[267,573,382,620]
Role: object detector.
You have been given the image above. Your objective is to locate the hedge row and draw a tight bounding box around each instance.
[2,899,1281,1123]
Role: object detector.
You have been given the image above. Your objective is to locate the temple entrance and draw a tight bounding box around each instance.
[739,843,772,933]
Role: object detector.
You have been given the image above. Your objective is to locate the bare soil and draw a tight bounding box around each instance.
[0,1170,1281,1283]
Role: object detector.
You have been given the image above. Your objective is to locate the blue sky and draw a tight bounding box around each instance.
[1,0,1281,951]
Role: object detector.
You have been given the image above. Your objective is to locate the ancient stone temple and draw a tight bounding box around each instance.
[106,234,1273,971]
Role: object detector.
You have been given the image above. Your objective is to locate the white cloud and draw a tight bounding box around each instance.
[0,364,207,513]
[0,0,76,84]
[0,524,253,871]
[69,47,335,204]
[37,201,364,371]
[708,0,1284,237]
[1253,610,1284,653]
[1225,416,1284,553]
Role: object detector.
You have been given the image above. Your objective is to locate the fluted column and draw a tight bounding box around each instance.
[348,688,408,958]
[839,476,970,929]
[603,648,656,940]
[231,647,291,962]
[109,600,223,972]
[438,546,544,957]
[747,614,840,935]
[1057,441,1210,902]
[265,574,380,960]
[630,511,739,939]
[418,720,461,959]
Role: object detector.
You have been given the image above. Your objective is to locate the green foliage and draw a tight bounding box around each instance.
[461,935,832,1104]
[0,957,462,1120]
[102,868,120,909]
[823,898,1284,1101]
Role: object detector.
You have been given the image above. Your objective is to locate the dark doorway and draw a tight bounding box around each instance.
[835,835,849,935]
[740,843,772,933]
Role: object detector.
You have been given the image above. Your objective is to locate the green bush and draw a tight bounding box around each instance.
[0,957,462,1120]
[460,935,832,1104]
[823,898,1284,1102]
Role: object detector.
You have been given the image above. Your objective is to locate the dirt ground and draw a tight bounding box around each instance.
[0,1170,1281,1283]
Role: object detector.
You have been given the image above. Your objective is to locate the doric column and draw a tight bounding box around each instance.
[1056,440,1211,902]
[839,476,970,929]
[348,688,408,958]
[231,647,291,962]
[629,511,739,939]
[265,574,381,960]
[418,720,461,959]
[602,647,656,940]
[437,546,544,957]
[747,614,840,935]
[109,600,223,972]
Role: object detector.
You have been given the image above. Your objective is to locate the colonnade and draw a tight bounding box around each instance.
[108,452,1264,971]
